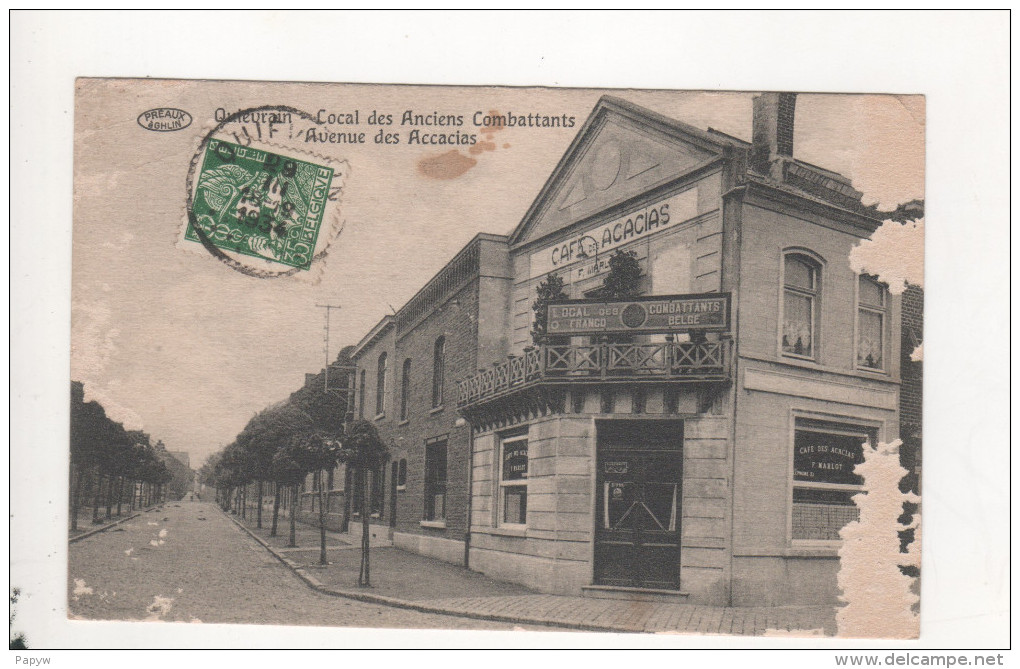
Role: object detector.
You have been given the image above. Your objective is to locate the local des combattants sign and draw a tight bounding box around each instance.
[546,293,730,336]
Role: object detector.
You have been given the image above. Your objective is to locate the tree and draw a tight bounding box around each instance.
[70,382,178,532]
[70,382,110,530]
[270,442,306,546]
[289,357,351,544]
[338,420,389,586]
[91,418,133,522]
[586,249,644,300]
[530,272,569,346]
[240,404,314,529]
[213,441,248,512]
[283,429,342,562]
[585,249,646,344]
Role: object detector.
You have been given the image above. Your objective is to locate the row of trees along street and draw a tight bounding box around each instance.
[70,381,194,531]
[199,348,388,586]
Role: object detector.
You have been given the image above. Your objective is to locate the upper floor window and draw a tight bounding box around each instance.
[432,336,446,408]
[400,358,412,421]
[358,370,366,419]
[375,352,388,417]
[857,275,887,371]
[782,253,821,359]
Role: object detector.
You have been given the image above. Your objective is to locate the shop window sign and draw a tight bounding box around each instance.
[793,431,865,487]
[792,426,869,542]
[500,436,529,526]
[502,444,529,481]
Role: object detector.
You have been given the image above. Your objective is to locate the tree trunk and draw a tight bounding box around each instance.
[257,480,264,529]
[115,476,124,516]
[105,474,114,518]
[318,470,328,565]
[92,471,103,523]
[359,468,371,586]
[270,484,281,536]
[341,465,352,533]
[70,462,83,531]
[288,484,298,548]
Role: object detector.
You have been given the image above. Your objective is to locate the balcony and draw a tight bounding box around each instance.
[458,340,732,411]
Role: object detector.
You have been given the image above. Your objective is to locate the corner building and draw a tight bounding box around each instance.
[352,94,900,606]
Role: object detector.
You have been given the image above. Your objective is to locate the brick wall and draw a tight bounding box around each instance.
[347,235,511,552]
[387,278,480,540]
[899,284,923,479]
[899,284,924,432]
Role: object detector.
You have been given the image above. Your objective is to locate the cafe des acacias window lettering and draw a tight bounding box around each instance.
[791,422,870,542]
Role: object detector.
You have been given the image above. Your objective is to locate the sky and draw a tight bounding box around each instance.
[70,82,925,468]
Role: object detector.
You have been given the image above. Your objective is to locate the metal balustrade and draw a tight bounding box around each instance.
[458,340,731,408]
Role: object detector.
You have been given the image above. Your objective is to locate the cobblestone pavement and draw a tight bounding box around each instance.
[67,500,558,631]
[231,513,838,636]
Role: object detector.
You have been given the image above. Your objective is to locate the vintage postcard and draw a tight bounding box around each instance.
[67,79,924,639]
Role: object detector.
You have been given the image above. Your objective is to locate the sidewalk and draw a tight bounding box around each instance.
[229,511,837,636]
[69,504,165,542]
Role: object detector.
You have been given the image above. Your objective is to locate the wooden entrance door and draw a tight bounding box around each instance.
[595,444,682,590]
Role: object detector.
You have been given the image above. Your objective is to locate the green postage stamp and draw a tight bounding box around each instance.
[185,139,334,271]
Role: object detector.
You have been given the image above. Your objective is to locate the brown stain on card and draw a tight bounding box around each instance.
[469,140,497,156]
[417,150,477,180]
[417,109,509,179]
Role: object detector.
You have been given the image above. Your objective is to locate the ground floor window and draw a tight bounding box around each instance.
[370,461,386,516]
[792,421,870,542]
[499,434,529,526]
[424,438,447,521]
[397,458,407,490]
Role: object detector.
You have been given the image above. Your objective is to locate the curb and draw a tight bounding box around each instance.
[69,509,150,543]
[224,510,637,634]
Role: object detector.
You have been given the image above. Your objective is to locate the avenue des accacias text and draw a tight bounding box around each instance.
[213,108,578,146]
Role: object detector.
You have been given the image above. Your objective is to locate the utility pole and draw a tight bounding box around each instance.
[316,303,342,391]
[317,303,356,534]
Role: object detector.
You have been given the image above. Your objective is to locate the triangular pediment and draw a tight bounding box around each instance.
[510,97,731,248]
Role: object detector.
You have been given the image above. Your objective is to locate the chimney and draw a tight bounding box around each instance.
[751,92,797,176]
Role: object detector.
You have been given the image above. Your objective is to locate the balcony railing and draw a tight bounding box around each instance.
[458,340,731,408]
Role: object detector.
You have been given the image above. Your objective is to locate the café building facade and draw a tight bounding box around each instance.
[347,93,901,607]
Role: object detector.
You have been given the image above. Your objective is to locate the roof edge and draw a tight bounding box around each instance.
[506,95,735,247]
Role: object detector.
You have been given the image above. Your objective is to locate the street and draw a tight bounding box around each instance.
[67,500,553,631]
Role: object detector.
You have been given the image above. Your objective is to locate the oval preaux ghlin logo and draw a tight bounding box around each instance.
[138,107,193,132]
